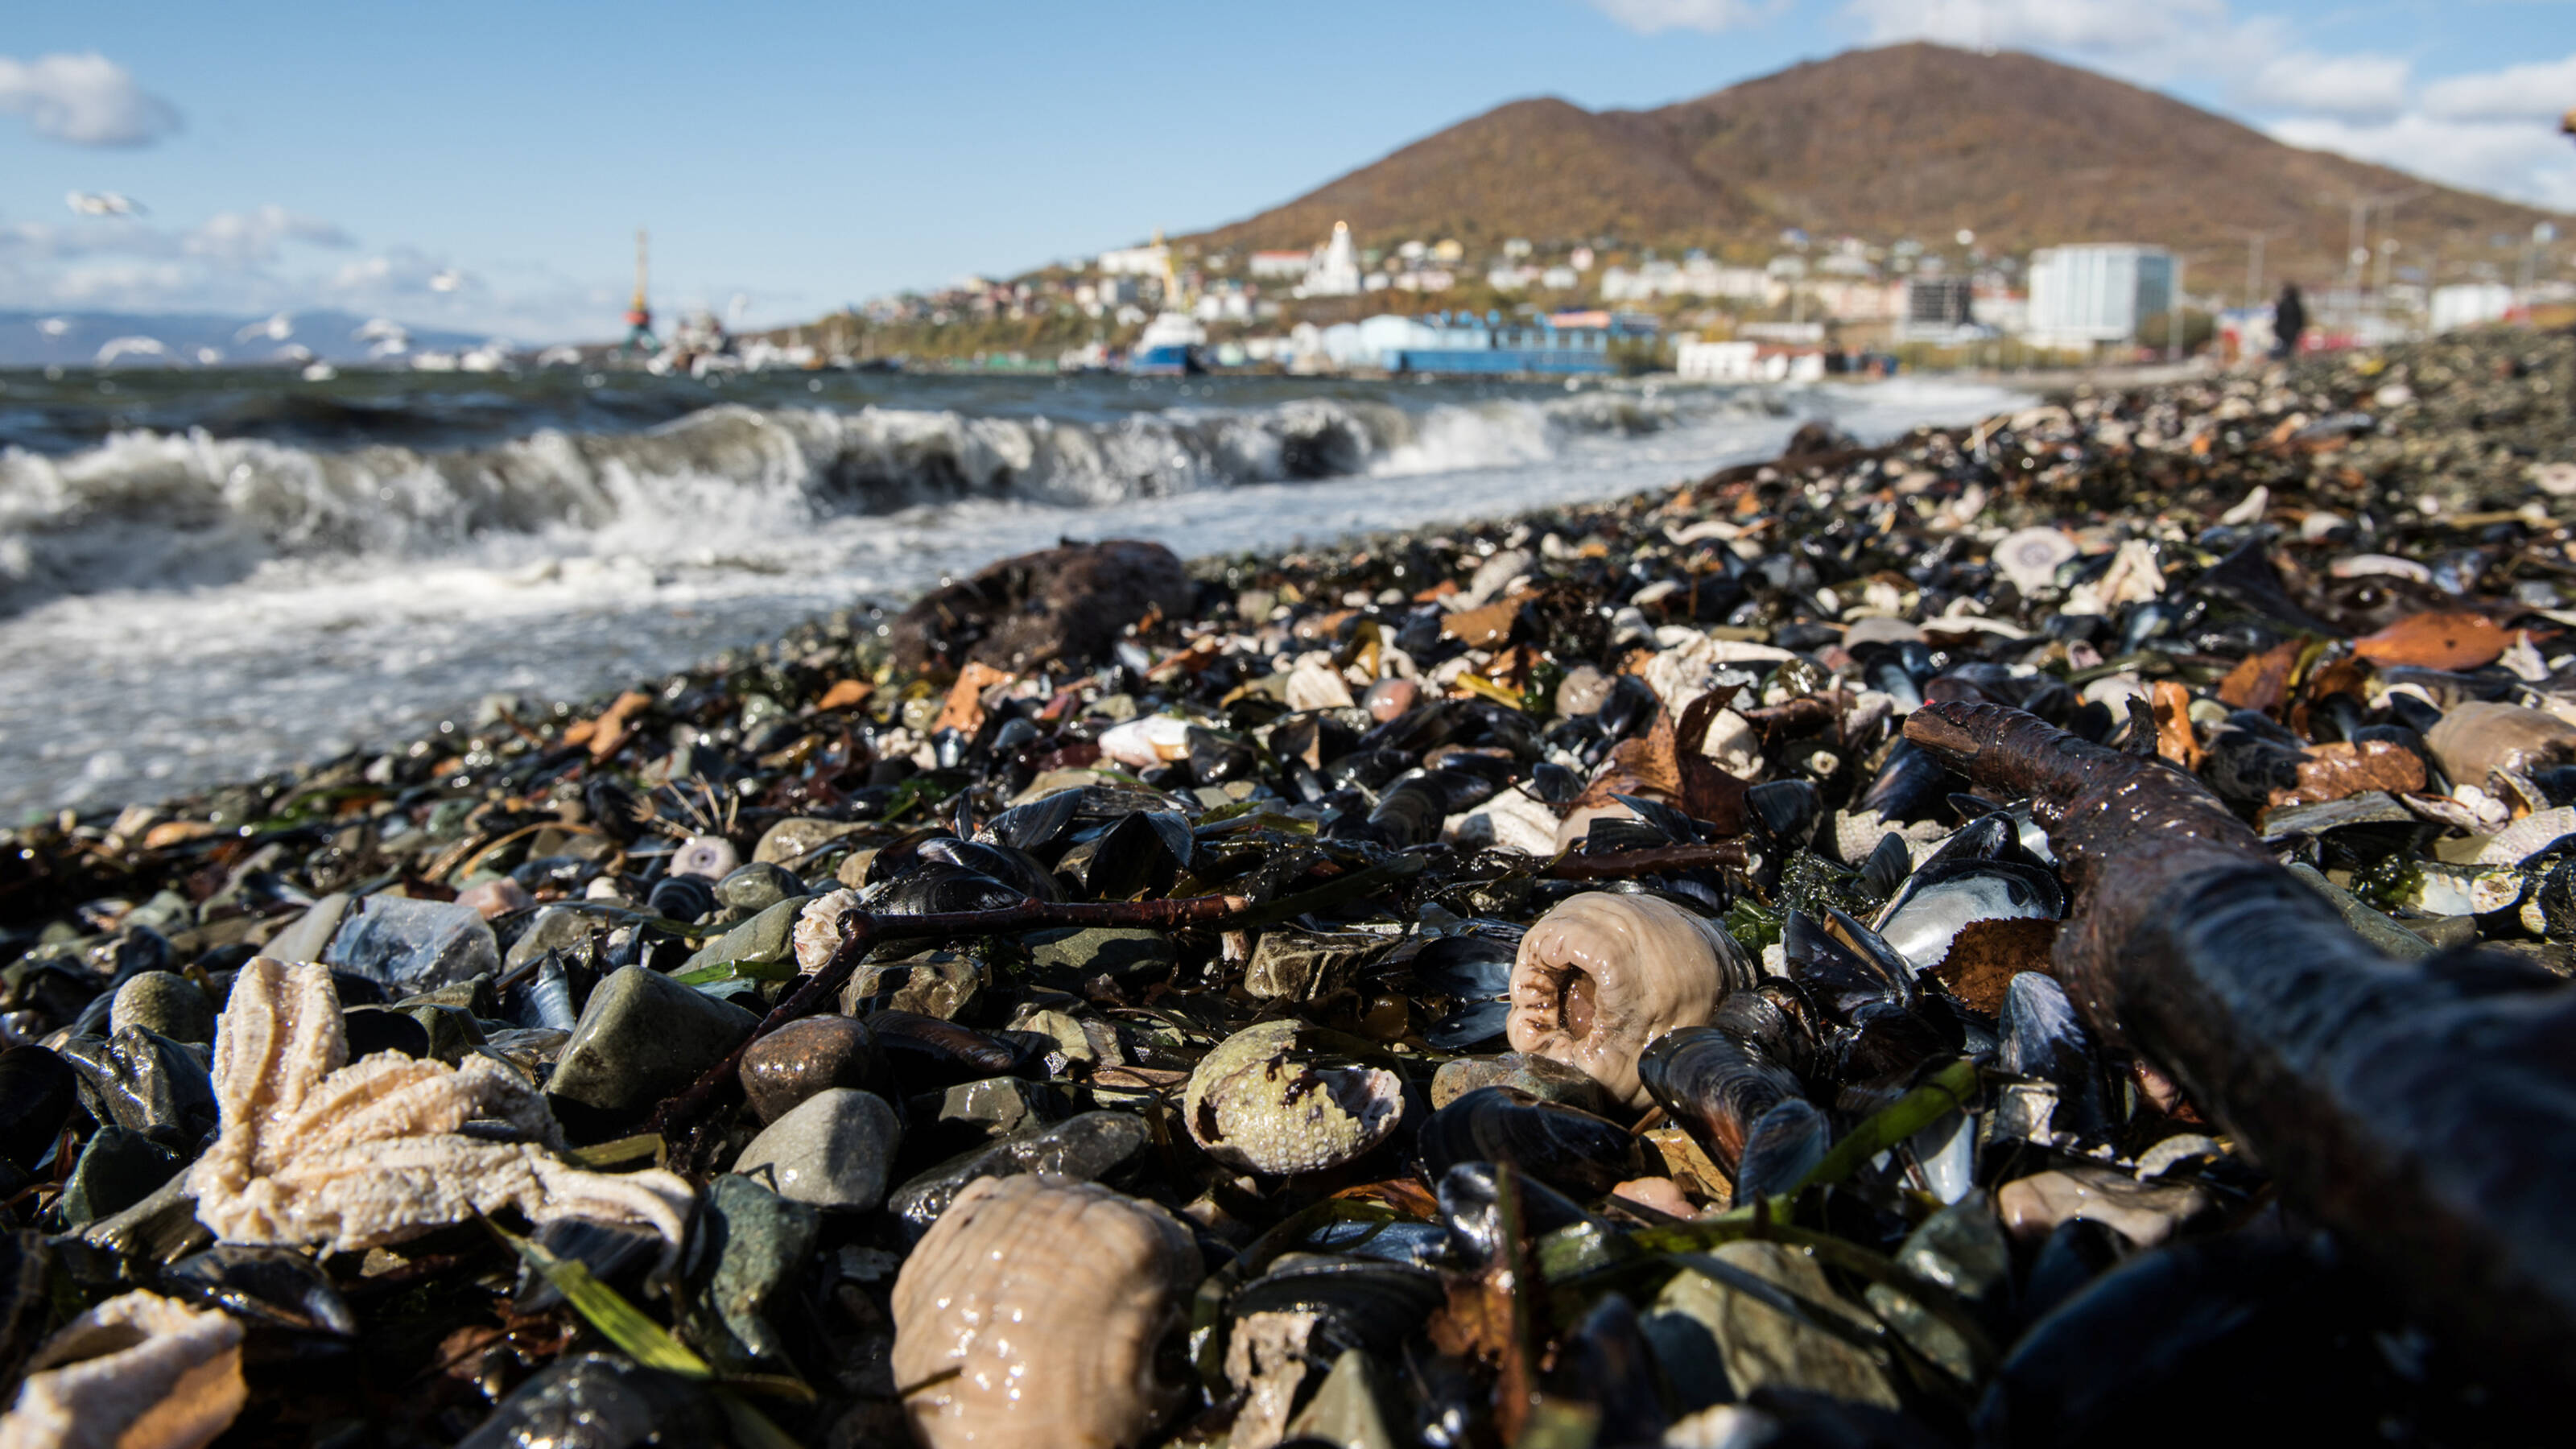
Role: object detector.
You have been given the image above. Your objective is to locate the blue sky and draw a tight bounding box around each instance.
[3,0,2572,341]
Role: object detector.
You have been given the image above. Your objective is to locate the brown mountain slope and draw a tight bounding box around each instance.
[1203,97,1760,253]
[1189,43,2564,291]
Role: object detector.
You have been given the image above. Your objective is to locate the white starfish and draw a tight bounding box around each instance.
[190,957,692,1257]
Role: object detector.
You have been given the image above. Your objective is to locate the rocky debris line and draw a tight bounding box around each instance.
[0,330,2571,1445]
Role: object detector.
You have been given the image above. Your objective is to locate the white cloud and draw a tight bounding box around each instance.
[2250,52,2411,119]
[183,207,354,267]
[2271,113,2576,212]
[2421,52,2576,122]
[1844,1,2572,209]
[1845,0,2263,76]
[0,52,180,147]
[1590,0,1770,35]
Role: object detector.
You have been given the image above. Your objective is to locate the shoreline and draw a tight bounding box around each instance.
[2,329,2572,1443]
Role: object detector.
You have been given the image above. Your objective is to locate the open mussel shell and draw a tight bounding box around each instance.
[162,1245,356,1335]
[1638,1026,1806,1177]
[1874,857,2066,972]
[1831,998,1960,1114]
[1783,908,1916,1018]
[1414,1086,1637,1199]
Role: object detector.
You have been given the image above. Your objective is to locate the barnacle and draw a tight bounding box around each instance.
[0,1290,244,1449]
[792,888,861,973]
[189,957,692,1257]
[1509,892,1753,1108]
[891,1174,1199,1449]
[1183,1021,1402,1176]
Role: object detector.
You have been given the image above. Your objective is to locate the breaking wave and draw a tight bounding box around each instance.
[0,388,1770,608]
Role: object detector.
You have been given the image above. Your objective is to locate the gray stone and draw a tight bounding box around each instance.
[108,972,215,1045]
[1245,930,1388,1001]
[505,905,597,972]
[753,817,872,867]
[933,1077,1050,1138]
[321,894,501,997]
[687,1174,821,1367]
[547,966,759,1117]
[1653,1241,1899,1409]
[1022,927,1175,984]
[679,896,813,976]
[1430,1052,1612,1113]
[713,864,803,913]
[730,1088,902,1211]
[840,950,984,1019]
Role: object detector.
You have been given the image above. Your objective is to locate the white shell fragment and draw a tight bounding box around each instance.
[1508,892,1752,1108]
[1992,527,2078,595]
[190,957,693,1257]
[892,1174,1201,1449]
[1183,1021,1404,1176]
[1097,714,1193,770]
[0,1290,244,1449]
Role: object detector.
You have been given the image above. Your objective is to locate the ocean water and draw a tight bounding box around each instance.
[0,367,2029,819]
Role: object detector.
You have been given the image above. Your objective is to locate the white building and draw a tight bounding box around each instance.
[1298,222,1364,297]
[1676,339,1761,381]
[1600,258,1773,303]
[1097,242,1170,277]
[2430,283,2516,333]
[1249,251,1309,279]
[2025,245,2177,346]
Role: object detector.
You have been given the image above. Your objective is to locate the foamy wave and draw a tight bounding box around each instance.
[0,388,1777,608]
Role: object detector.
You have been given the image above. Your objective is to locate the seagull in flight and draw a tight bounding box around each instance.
[66,192,145,217]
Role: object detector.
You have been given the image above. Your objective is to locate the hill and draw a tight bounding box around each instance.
[1187,43,2566,290]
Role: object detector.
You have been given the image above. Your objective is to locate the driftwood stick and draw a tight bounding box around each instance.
[1905,700,2576,1391]
[646,893,1250,1146]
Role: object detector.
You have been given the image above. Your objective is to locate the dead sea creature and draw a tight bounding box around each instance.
[891,1174,1200,1449]
[0,1290,244,1449]
[1907,700,2576,1392]
[1183,1021,1403,1176]
[190,957,692,1257]
[1509,892,1757,1108]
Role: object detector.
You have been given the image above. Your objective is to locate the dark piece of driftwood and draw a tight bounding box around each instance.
[1906,700,2576,1390]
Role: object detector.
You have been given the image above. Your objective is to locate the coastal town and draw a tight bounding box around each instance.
[713,210,2573,382]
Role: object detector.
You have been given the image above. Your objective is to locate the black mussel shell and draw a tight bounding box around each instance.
[1434,1159,1604,1261]
[1861,738,1963,824]
[919,838,1060,903]
[1531,761,1582,805]
[1639,1026,1808,1176]
[869,1010,1040,1090]
[645,874,716,923]
[54,1028,217,1148]
[1734,1097,1831,1201]
[981,789,1080,854]
[885,1111,1152,1240]
[456,1352,728,1449]
[1831,1000,1955,1115]
[164,1245,357,1334]
[1415,1086,1637,1199]
[0,1047,76,1172]
[1225,1255,1446,1359]
[2000,972,2110,1137]
[1783,909,1914,1019]
[867,861,1027,915]
[1746,778,1822,844]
